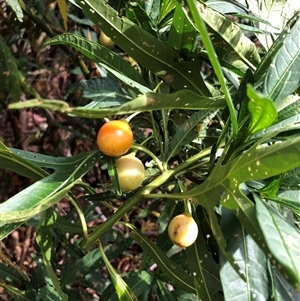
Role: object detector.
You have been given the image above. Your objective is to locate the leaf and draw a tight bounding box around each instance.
[8,90,226,118]
[252,114,300,139]
[74,0,211,96]
[36,209,68,301]
[168,109,218,161]
[182,1,261,71]
[168,2,196,58]
[255,197,300,291]
[104,271,154,301]
[243,0,300,50]
[263,14,300,103]
[0,221,24,240]
[125,1,158,37]
[45,33,148,88]
[247,84,277,134]
[0,143,48,181]
[0,150,102,224]
[6,0,23,22]
[0,34,23,100]
[80,76,131,108]
[99,243,139,301]
[219,208,269,301]
[0,281,29,301]
[57,0,68,30]
[186,222,223,301]
[129,224,196,294]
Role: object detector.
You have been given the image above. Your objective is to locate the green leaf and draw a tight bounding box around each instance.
[182,1,261,71]
[255,197,300,291]
[36,209,68,301]
[0,142,48,181]
[186,222,223,301]
[8,90,225,119]
[168,2,196,58]
[247,84,277,134]
[44,33,148,88]
[99,243,139,301]
[0,221,24,240]
[0,151,101,224]
[129,224,196,294]
[168,110,218,161]
[104,270,154,301]
[220,208,269,301]
[80,76,131,108]
[244,0,300,50]
[74,0,211,96]
[263,14,300,103]
[0,281,29,301]
[6,0,23,22]
[0,34,23,100]
[125,1,158,37]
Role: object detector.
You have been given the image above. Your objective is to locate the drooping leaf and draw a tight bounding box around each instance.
[45,33,148,88]
[186,220,223,301]
[80,76,131,108]
[8,90,226,118]
[129,224,196,294]
[0,150,102,224]
[181,1,261,72]
[74,0,211,96]
[99,243,139,301]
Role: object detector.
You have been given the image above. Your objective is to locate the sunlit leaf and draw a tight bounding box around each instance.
[247,84,277,134]
[8,90,225,118]
[255,197,300,291]
[220,208,269,301]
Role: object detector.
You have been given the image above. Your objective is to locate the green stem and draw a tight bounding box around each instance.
[68,192,89,240]
[80,145,215,251]
[149,112,163,154]
[161,109,170,162]
[186,0,238,139]
[80,169,174,252]
[131,143,164,173]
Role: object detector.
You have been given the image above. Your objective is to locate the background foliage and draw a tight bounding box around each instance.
[1,0,300,300]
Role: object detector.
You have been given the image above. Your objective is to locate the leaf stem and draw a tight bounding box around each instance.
[131,143,164,173]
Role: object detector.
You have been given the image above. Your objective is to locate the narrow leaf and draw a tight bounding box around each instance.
[75,0,211,95]
[129,224,196,294]
[220,208,269,301]
[8,90,226,119]
[255,198,300,291]
[36,209,68,301]
[263,15,300,103]
[45,33,148,88]
[168,110,218,160]
[99,243,139,301]
[0,151,102,223]
[57,0,68,30]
